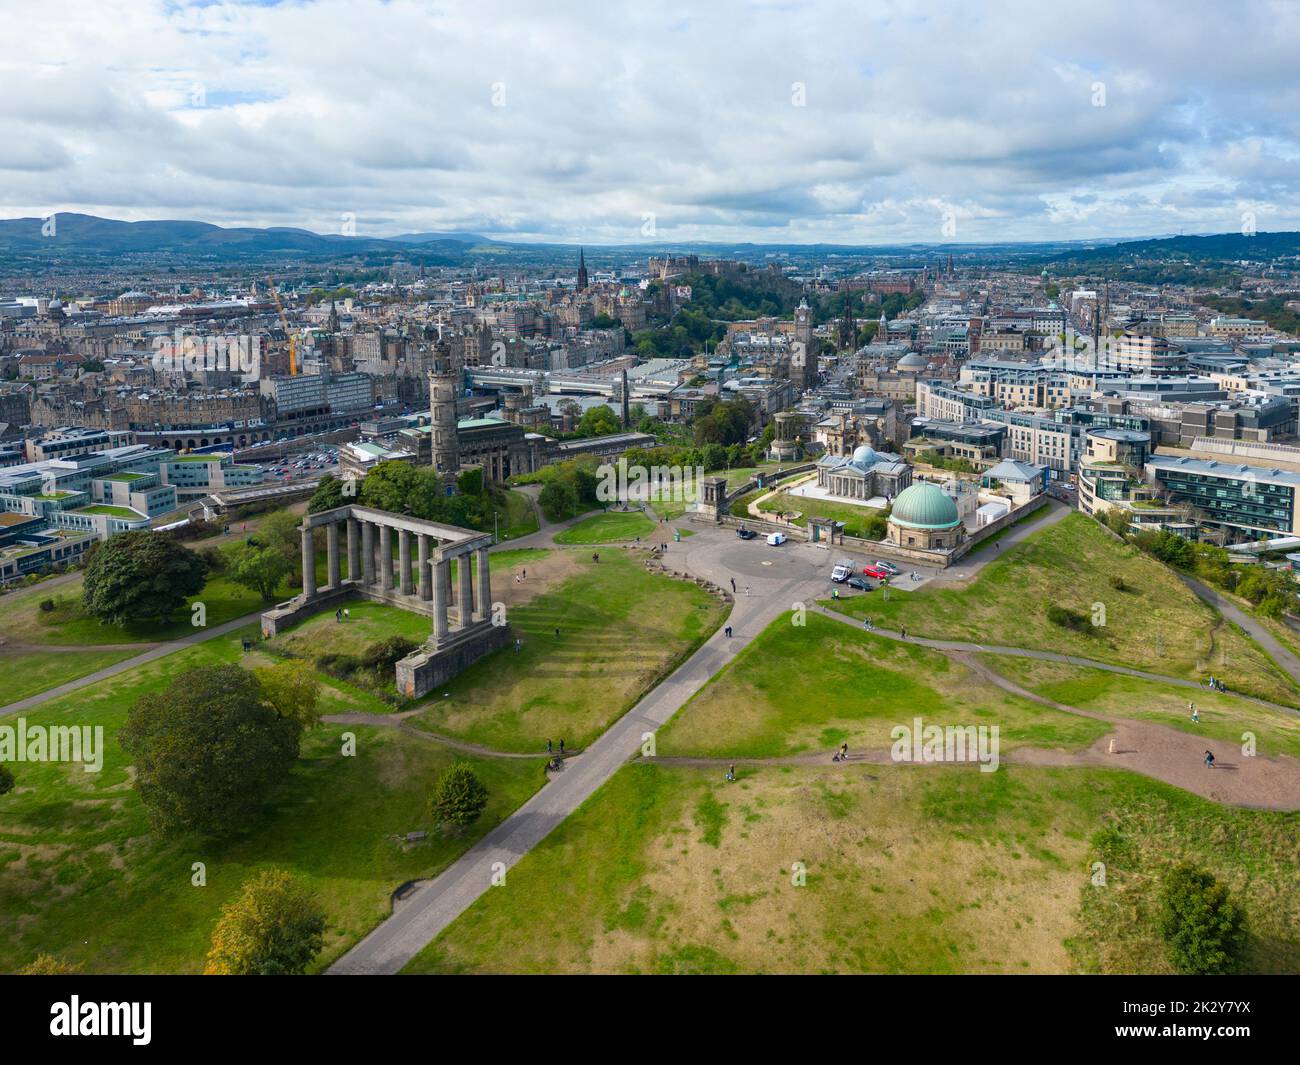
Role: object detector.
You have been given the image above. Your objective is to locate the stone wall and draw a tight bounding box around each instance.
[395,623,514,698]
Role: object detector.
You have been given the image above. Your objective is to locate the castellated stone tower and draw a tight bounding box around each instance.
[428,343,461,477]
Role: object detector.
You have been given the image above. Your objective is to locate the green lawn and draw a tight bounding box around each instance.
[553,511,658,545]
[825,513,1300,707]
[268,599,432,660]
[0,629,545,974]
[757,490,886,539]
[658,613,1107,757]
[409,550,727,751]
[491,488,540,541]
[405,762,1300,974]
[0,649,139,706]
[1,570,292,646]
[981,654,1300,761]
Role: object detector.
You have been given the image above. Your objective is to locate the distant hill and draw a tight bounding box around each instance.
[1045,231,1300,265]
[0,213,474,265]
[389,231,491,244]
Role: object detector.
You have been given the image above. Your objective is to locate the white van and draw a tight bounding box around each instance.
[766,532,787,546]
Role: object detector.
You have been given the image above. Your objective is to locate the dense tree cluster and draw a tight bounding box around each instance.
[82,531,208,625]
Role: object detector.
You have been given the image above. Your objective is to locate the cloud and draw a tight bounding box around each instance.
[0,0,1298,242]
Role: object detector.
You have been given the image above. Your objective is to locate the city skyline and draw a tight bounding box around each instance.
[3,0,1299,244]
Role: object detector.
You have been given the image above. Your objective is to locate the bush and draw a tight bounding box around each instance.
[429,762,489,829]
[1158,863,1247,975]
[1108,574,1128,592]
[0,763,14,796]
[1046,603,1093,633]
[359,635,420,671]
[38,598,55,612]
[205,868,326,975]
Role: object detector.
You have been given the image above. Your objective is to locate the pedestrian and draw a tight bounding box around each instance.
[555,627,560,638]
[744,586,750,597]
[559,739,565,754]
[900,625,907,640]
[1204,749,1215,768]
[343,608,350,620]
[840,742,848,761]
[335,608,341,623]
[1190,702,1199,724]
[547,739,553,753]
[522,569,526,579]
[726,763,735,782]
[730,578,736,593]
[832,587,839,600]
[515,638,522,652]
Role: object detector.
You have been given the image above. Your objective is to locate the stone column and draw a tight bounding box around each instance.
[432,559,449,644]
[361,521,375,585]
[300,527,316,598]
[398,529,412,596]
[346,516,360,582]
[379,525,393,591]
[475,546,491,622]
[457,552,474,627]
[326,523,341,589]
[417,534,431,601]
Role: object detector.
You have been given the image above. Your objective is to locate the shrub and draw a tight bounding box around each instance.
[1108,574,1128,592]
[38,598,55,612]
[1158,863,1247,975]
[429,762,489,829]
[1046,603,1092,633]
[358,635,420,671]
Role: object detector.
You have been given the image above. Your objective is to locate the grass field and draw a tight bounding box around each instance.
[658,613,1107,757]
[825,514,1300,706]
[268,599,432,660]
[0,568,293,647]
[0,649,139,705]
[0,628,545,974]
[981,654,1300,761]
[404,762,1300,975]
[409,550,727,751]
[553,511,658,544]
[757,489,886,539]
[491,488,540,540]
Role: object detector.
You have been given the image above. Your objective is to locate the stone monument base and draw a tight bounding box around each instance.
[396,622,514,699]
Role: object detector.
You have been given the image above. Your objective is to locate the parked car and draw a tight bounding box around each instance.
[831,561,853,583]
[766,532,787,546]
[847,575,872,591]
[736,527,758,540]
[862,564,891,580]
[874,560,901,576]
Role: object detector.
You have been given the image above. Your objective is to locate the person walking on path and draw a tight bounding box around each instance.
[900,625,907,639]
[1204,749,1216,768]
[744,586,750,597]
[726,764,736,782]
[546,739,553,754]
[840,742,848,761]
[730,577,736,593]
[1190,702,1199,724]
[559,739,566,755]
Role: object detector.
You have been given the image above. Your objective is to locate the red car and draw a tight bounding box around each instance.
[861,564,891,580]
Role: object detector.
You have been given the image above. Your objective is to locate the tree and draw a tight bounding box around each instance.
[0,763,13,796]
[205,868,326,975]
[538,479,578,522]
[308,474,345,513]
[256,509,303,561]
[429,762,488,829]
[82,531,208,626]
[254,658,323,730]
[19,953,82,975]
[119,665,302,837]
[226,543,293,600]
[576,404,621,437]
[1158,862,1247,975]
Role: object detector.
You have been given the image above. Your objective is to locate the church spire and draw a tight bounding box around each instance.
[576,248,589,291]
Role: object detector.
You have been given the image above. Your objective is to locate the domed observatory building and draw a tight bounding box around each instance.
[886,481,966,550]
[815,443,912,502]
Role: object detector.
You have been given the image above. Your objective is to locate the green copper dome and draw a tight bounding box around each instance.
[890,481,960,529]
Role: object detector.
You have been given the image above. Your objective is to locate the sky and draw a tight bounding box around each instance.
[2,0,1299,245]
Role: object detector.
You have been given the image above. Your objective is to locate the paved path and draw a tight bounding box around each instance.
[328,567,804,974]
[0,610,264,717]
[814,604,1300,718]
[1179,573,1300,686]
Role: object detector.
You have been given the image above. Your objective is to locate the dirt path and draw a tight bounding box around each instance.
[320,710,544,760]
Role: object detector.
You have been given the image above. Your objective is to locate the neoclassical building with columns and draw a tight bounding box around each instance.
[260,504,510,697]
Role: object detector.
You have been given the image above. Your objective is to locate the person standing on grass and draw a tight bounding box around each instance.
[559,739,565,754]
[547,739,552,754]
[726,764,735,782]
[1191,702,1199,723]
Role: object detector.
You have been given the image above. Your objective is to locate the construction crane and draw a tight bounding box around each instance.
[266,276,297,376]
